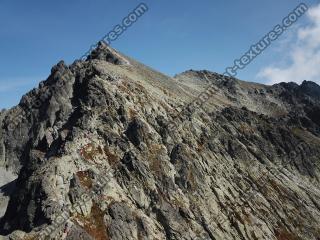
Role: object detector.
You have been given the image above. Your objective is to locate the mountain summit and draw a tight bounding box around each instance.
[0,45,320,240]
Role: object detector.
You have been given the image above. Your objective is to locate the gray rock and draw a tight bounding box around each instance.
[0,44,320,240]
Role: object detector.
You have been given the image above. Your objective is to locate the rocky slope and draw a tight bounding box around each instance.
[0,42,320,240]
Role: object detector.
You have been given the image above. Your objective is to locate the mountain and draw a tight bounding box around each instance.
[0,41,319,240]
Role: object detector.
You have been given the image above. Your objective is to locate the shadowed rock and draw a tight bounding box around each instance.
[0,44,320,240]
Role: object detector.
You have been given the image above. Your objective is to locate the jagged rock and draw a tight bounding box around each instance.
[0,44,319,240]
[88,41,130,65]
[125,118,149,147]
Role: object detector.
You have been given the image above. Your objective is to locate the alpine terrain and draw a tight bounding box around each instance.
[0,42,319,240]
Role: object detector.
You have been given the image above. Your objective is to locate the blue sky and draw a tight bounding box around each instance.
[0,0,319,109]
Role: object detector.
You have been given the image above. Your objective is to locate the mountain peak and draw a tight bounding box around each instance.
[300,80,320,98]
[0,46,320,240]
[87,41,130,65]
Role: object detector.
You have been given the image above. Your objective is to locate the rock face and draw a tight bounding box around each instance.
[0,43,320,240]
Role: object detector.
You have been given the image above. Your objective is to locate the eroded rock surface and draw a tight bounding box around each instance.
[0,44,319,240]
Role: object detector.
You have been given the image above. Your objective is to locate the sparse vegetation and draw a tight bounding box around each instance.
[80,143,104,162]
[76,171,93,189]
[75,203,109,240]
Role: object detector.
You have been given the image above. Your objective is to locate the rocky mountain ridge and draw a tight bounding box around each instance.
[0,42,319,240]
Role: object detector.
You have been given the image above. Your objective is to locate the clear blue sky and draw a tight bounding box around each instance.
[0,0,319,109]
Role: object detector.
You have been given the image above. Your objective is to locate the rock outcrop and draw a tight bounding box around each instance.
[0,42,319,240]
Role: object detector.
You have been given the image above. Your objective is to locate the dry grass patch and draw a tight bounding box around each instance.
[104,147,119,166]
[75,203,109,240]
[76,171,93,189]
[80,143,103,162]
[275,228,301,240]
